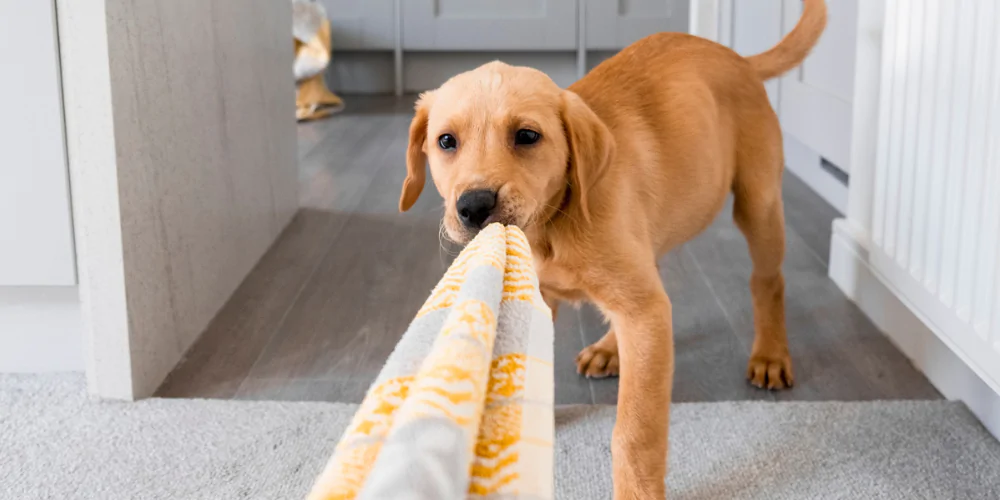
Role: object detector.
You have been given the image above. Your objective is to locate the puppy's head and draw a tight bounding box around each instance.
[399,61,614,244]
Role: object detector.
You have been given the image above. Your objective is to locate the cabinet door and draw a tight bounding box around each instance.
[585,0,688,50]
[727,1,783,110]
[402,0,577,50]
[0,0,76,286]
[321,0,395,50]
[778,0,857,172]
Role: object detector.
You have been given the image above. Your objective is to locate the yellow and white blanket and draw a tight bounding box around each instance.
[306,224,554,500]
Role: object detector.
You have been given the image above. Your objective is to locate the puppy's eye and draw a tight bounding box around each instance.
[514,129,541,146]
[438,134,457,151]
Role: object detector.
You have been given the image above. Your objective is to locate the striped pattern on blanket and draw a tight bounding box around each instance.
[306,223,554,500]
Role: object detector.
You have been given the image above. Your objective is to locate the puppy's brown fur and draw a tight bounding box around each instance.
[400,1,826,497]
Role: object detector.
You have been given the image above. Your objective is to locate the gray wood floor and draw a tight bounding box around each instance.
[157,95,941,404]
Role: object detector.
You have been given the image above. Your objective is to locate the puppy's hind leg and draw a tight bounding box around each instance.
[733,144,794,390]
[576,329,619,378]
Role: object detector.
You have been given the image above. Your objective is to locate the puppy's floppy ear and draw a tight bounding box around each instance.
[561,90,615,223]
[399,93,434,212]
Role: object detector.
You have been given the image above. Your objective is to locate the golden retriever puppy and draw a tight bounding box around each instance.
[399,1,827,497]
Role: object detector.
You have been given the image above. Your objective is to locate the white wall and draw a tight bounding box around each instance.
[0,0,76,287]
[0,288,83,372]
[0,0,83,373]
[57,0,299,399]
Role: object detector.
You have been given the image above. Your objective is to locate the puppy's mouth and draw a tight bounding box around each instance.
[445,208,530,245]
[443,185,538,244]
[446,212,519,244]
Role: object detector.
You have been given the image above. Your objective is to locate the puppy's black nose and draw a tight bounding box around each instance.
[456,190,497,229]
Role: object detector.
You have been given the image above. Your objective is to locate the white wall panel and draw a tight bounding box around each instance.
[870,0,1000,391]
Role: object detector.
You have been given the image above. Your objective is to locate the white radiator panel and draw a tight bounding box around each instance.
[871,0,1000,389]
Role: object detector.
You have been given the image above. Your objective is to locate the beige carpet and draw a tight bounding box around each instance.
[3,374,1000,500]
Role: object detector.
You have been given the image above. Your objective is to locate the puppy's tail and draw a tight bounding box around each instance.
[746,0,827,80]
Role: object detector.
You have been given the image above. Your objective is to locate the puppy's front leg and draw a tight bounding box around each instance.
[588,264,674,499]
[541,287,559,323]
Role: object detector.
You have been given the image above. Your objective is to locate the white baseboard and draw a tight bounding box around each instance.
[829,219,1000,440]
[784,134,848,214]
[0,286,84,372]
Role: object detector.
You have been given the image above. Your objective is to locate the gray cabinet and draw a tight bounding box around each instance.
[585,0,688,50]
[323,0,689,95]
[402,0,578,50]
[322,0,395,50]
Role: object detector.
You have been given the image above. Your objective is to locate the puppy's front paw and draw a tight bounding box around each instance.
[576,343,619,379]
[747,350,794,390]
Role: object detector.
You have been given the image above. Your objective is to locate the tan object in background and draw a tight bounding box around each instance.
[293,0,343,121]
